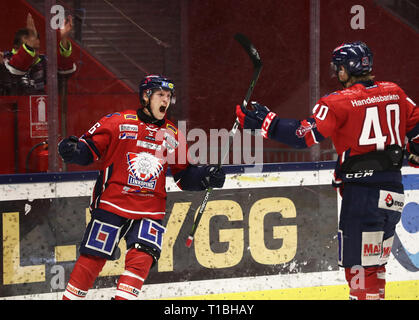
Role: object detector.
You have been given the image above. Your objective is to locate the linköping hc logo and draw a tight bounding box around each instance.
[126,152,164,189]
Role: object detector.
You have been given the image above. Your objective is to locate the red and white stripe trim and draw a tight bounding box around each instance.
[63,283,88,300]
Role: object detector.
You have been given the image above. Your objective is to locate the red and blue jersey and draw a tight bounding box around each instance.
[311,81,418,159]
[270,81,419,159]
[267,81,419,185]
[81,110,189,220]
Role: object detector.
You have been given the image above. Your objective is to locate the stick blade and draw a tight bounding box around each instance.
[234,33,262,68]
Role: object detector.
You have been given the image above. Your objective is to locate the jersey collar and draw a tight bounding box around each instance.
[352,80,375,88]
[137,108,165,127]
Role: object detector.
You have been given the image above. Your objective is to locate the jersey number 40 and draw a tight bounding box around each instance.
[359,103,402,150]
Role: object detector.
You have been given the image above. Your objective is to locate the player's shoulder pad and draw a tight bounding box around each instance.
[104,110,138,121]
[318,90,344,105]
[376,81,407,98]
[321,91,340,99]
[105,112,121,118]
[122,109,139,121]
[376,81,400,90]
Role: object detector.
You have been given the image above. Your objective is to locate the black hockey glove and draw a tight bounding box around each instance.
[235,101,278,138]
[58,136,81,163]
[201,165,226,189]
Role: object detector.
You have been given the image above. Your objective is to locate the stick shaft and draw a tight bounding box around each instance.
[186,33,262,247]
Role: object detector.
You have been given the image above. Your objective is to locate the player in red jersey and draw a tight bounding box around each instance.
[58,74,225,300]
[236,42,419,300]
[0,13,76,95]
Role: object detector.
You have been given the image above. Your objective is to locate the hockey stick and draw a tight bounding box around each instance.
[185,33,263,248]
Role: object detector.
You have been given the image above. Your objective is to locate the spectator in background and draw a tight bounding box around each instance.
[0,13,76,95]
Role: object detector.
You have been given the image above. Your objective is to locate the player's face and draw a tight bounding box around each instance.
[146,89,172,120]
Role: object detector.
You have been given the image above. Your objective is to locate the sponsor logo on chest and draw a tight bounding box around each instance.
[119,124,138,132]
[137,140,162,151]
[119,132,137,140]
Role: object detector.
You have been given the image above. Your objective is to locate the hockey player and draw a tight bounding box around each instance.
[0,13,76,95]
[236,41,419,300]
[59,74,225,300]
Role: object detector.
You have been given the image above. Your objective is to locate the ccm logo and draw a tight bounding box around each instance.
[261,112,277,139]
[344,170,374,179]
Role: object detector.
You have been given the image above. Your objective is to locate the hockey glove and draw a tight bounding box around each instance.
[58,136,81,163]
[201,165,226,189]
[236,101,278,138]
[407,142,419,168]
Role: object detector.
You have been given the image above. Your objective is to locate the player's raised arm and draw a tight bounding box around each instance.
[235,101,328,149]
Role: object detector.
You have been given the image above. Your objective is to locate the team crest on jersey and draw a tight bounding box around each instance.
[127,152,164,190]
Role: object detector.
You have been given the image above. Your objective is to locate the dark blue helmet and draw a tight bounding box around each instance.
[331,41,373,77]
[139,74,176,106]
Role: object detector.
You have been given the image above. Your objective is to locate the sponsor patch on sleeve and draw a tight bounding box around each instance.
[166,123,177,135]
[124,114,138,120]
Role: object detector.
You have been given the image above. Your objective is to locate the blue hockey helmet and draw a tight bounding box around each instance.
[331,41,373,77]
[139,74,176,107]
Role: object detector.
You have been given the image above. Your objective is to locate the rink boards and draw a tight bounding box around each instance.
[0,161,418,300]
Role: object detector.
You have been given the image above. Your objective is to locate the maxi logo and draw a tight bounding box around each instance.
[85,220,120,255]
[138,219,166,250]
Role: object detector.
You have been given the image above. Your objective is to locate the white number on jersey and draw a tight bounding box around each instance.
[313,105,329,121]
[88,122,101,135]
[358,103,401,150]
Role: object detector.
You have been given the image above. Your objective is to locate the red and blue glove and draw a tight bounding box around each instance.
[235,101,278,138]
